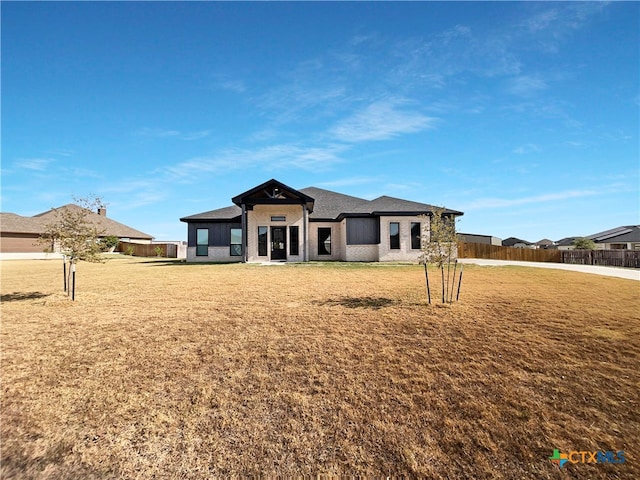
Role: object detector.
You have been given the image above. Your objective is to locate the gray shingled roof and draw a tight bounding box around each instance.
[299,187,372,219]
[588,225,640,243]
[1,204,153,239]
[181,185,464,222]
[555,237,578,247]
[368,195,462,216]
[180,205,242,222]
[502,237,532,246]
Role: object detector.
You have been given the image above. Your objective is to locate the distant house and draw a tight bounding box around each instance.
[502,237,533,248]
[588,225,640,250]
[0,205,153,253]
[555,237,579,251]
[457,233,502,246]
[180,178,463,263]
[534,239,555,249]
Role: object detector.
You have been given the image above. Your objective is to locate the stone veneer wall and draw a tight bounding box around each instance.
[378,215,429,262]
[186,246,238,262]
[246,204,305,262]
[308,221,343,261]
[344,244,379,262]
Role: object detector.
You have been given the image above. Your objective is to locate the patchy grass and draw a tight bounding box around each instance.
[1,257,638,479]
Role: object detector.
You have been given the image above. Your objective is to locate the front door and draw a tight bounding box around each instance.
[271,227,286,260]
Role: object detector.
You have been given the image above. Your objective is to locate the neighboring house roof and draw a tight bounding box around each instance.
[555,237,578,247]
[502,237,532,246]
[534,239,555,247]
[1,204,153,240]
[181,182,464,222]
[0,213,46,234]
[587,225,640,244]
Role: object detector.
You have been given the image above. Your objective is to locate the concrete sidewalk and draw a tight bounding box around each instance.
[458,258,640,281]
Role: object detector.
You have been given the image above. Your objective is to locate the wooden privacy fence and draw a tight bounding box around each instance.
[116,241,178,258]
[561,249,640,268]
[457,242,561,263]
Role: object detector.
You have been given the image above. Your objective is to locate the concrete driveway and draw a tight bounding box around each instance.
[458,258,640,281]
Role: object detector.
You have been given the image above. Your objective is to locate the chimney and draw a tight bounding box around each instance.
[97,207,107,217]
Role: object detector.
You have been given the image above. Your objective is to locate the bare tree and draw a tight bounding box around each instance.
[38,196,106,299]
[420,207,462,304]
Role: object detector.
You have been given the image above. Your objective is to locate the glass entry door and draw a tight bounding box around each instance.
[271,227,286,260]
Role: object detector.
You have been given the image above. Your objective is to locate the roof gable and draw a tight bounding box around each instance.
[232,178,315,211]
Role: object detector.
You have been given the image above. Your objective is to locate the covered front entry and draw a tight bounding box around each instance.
[271,226,286,260]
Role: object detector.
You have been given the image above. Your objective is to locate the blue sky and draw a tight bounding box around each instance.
[2,1,638,242]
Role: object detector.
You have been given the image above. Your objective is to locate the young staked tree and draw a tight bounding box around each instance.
[38,196,106,300]
[420,207,462,304]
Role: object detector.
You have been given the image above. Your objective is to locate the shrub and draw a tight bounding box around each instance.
[100,236,120,252]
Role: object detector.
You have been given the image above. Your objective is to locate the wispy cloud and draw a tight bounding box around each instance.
[14,158,55,171]
[45,148,74,157]
[464,189,599,210]
[329,98,437,143]
[212,76,246,94]
[135,128,212,141]
[508,75,548,97]
[517,3,608,52]
[165,143,347,181]
[513,143,540,155]
[258,83,347,125]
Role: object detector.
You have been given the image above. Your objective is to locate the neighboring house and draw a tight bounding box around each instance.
[502,237,533,248]
[534,238,555,249]
[457,233,502,246]
[180,178,463,263]
[588,225,640,250]
[0,204,153,253]
[556,237,579,251]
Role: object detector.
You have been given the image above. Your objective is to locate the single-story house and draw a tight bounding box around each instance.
[588,225,640,250]
[457,233,502,246]
[534,238,555,249]
[180,178,463,263]
[502,237,534,248]
[555,237,579,251]
[0,204,153,253]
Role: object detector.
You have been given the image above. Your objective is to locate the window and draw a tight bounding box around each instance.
[196,228,208,256]
[318,228,331,255]
[289,226,299,256]
[411,222,421,250]
[258,226,268,256]
[389,222,400,249]
[230,228,242,256]
[271,216,286,222]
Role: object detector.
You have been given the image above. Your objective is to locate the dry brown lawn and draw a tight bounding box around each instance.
[1,257,638,479]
